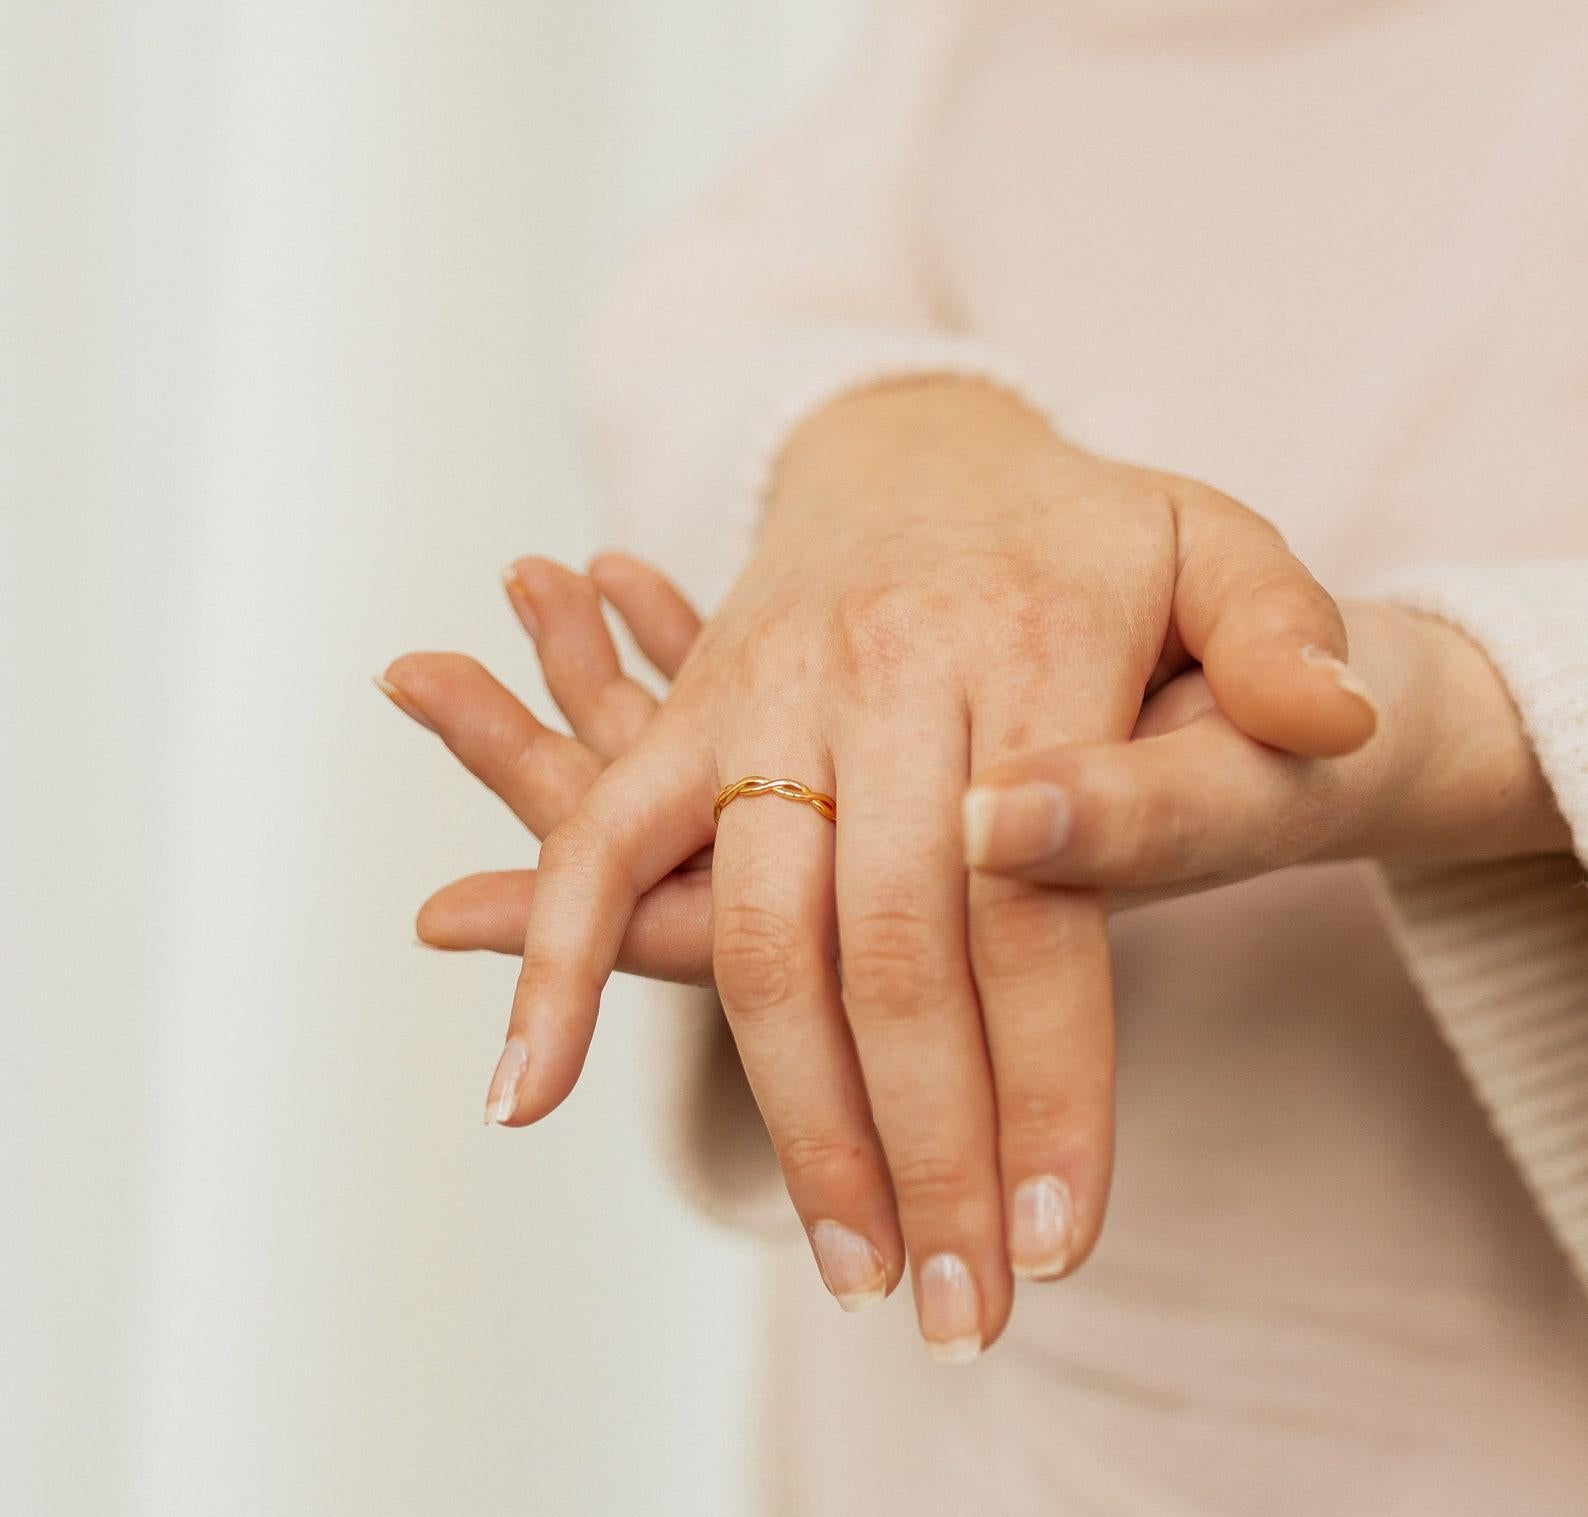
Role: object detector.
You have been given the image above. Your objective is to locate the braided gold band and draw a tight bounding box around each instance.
[713,776,837,826]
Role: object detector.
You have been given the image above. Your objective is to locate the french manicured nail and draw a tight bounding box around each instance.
[501,564,539,637]
[1299,645,1376,712]
[963,783,1071,869]
[1010,1175,1074,1280]
[809,1221,887,1312]
[372,675,438,733]
[918,1254,982,1363]
[484,1037,528,1125]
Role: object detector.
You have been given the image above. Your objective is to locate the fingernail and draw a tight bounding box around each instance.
[918,1254,983,1363]
[963,783,1071,869]
[1299,645,1376,712]
[484,1037,528,1125]
[809,1221,887,1312]
[372,675,439,733]
[1009,1175,1074,1280]
[501,564,539,637]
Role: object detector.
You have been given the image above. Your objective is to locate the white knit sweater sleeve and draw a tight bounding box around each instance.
[1372,560,1588,1285]
[575,0,1048,611]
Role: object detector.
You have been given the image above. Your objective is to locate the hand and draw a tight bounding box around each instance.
[395,558,1336,960]
[963,599,1571,891]
[388,375,1378,1360]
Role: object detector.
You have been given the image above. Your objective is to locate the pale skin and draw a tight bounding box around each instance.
[378,377,1568,1359]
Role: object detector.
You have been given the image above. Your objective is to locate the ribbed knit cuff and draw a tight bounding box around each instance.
[1370,561,1588,1287]
[1374,857,1588,1287]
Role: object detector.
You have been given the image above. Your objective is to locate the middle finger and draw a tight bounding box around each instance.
[835,708,1011,1362]
[504,557,660,759]
[711,744,905,1313]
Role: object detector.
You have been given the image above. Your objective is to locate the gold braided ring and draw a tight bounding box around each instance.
[713,776,837,826]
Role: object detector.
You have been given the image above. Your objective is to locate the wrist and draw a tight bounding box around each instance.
[1343,600,1569,865]
[760,374,1080,548]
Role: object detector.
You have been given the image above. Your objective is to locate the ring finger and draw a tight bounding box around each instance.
[711,746,904,1312]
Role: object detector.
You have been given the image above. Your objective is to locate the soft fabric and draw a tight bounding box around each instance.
[577,0,1588,1508]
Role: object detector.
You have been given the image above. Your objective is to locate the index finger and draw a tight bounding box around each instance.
[486,725,716,1125]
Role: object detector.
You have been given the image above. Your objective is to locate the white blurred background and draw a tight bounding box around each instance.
[1,3,860,1512]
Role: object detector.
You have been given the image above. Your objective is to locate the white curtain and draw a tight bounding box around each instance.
[1,4,858,1512]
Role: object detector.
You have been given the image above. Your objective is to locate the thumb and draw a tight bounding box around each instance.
[963,714,1311,890]
[1173,488,1377,757]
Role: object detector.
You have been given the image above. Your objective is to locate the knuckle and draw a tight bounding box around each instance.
[1251,571,1335,632]
[1181,479,1293,549]
[732,611,811,692]
[713,901,804,1015]
[889,1147,978,1215]
[833,582,923,678]
[979,579,1054,666]
[1072,763,1169,878]
[1084,480,1178,537]
[1131,484,1178,521]
[1000,1083,1086,1146]
[1105,771,1177,876]
[968,887,1061,983]
[537,812,607,877]
[1173,475,1246,519]
[518,945,595,1003]
[840,905,944,1020]
[777,1129,870,1193]
[499,718,558,779]
[1245,511,1294,553]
